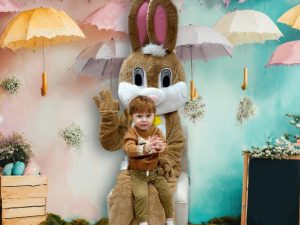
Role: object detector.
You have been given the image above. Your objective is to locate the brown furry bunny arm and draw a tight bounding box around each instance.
[99,112,129,151]
[157,128,172,176]
[94,90,130,151]
[162,112,185,181]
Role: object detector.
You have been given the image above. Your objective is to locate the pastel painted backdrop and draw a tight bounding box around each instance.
[0,0,299,224]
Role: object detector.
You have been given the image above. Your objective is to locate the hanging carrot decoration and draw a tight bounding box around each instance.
[184,47,206,124]
[41,72,47,96]
[190,80,198,101]
[241,67,248,90]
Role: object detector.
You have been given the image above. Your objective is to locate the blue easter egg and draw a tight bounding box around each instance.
[3,163,14,176]
[12,161,25,175]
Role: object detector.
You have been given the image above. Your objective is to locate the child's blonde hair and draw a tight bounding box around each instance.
[129,96,156,115]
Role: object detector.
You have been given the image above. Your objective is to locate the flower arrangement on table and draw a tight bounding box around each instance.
[249,136,300,160]
[286,113,300,128]
[248,113,300,159]
[0,132,39,175]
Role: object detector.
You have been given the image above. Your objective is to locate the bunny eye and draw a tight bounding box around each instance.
[160,68,172,88]
[133,67,145,86]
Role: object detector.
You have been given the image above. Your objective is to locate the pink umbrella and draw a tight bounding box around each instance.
[266,40,300,67]
[82,1,130,33]
[0,0,20,12]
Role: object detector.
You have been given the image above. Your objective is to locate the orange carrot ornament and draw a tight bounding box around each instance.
[41,72,47,96]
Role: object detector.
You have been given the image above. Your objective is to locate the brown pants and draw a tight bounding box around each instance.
[130,169,174,223]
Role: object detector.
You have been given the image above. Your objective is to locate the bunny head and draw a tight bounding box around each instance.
[118,0,188,115]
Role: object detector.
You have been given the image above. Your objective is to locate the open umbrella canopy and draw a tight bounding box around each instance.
[215,10,283,45]
[77,40,130,60]
[278,4,300,30]
[176,24,233,62]
[0,0,20,12]
[0,7,85,51]
[215,10,282,90]
[75,40,130,79]
[266,40,300,67]
[0,7,85,96]
[82,1,130,33]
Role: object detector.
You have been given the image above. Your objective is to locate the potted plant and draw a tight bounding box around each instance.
[0,132,34,168]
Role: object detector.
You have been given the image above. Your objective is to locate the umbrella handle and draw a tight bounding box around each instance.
[241,67,248,91]
[190,80,198,101]
[41,72,48,96]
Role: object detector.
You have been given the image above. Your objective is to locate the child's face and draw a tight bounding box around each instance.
[132,112,155,131]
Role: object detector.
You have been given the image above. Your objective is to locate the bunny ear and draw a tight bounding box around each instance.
[128,0,150,51]
[147,0,178,53]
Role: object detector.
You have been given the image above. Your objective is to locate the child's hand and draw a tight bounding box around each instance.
[154,141,166,153]
[144,136,164,154]
[144,136,158,154]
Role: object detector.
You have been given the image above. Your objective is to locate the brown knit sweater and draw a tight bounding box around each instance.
[123,125,166,171]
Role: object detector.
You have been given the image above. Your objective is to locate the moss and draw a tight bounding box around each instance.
[70,219,89,225]
[40,215,109,225]
[188,216,240,225]
[40,213,67,225]
[94,218,109,225]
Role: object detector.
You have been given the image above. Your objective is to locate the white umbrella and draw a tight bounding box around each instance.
[176,24,233,123]
[215,10,283,45]
[75,40,130,83]
[176,24,233,62]
[214,10,283,90]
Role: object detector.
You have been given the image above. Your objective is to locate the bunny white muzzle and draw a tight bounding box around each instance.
[118,81,188,114]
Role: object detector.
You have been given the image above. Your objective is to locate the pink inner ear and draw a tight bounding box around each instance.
[154,5,167,45]
[137,1,149,46]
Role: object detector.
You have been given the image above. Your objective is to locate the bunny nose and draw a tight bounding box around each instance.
[139,88,165,105]
[148,95,158,102]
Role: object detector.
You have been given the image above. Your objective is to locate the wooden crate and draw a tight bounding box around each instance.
[0,176,48,225]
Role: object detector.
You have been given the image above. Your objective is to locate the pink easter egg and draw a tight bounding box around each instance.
[24,159,40,175]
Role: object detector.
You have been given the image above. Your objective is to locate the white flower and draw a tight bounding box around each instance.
[59,123,86,151]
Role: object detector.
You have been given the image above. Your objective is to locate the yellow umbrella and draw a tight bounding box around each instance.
[0,7,85,96]
[278,4,300,29]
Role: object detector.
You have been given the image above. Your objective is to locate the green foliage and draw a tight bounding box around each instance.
[39,213,67,225]
[189,216,240,225]
[204,216,240,225]
[248,113,300,159]
[70,219,89,225]
[249,136,300,159]
[286,113,300,129]
[94,218,108,225]
[40,214,108,225]
[0,132,34,167]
